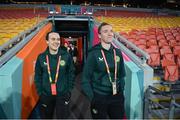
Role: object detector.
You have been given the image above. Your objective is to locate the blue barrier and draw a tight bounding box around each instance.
[0,56,23,118]
[124,61,144,119]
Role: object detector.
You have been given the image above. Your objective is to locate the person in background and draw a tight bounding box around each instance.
[69,43,78,64]
[34,31,75,119]
[64,41,70,52]
[82,22,126,119]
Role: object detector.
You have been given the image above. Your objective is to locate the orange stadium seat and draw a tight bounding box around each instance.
[147,34,156,39]
[161,54,175,64]
[156,32,164,36]
[173,32,179,36]
[138,34,146,39]
[137,44,146,50]
[169,40,177,47]
[149,45,159,50]
[145,47,159,54]
[176,55,180,67]
[173,45,180,56]
[164,65,179,82]
[147,40,157,47]
[161,58,176,68]
[162,53,175,63]
[175,35,180,41]
[160,47,172,56]
[158,41,169,48]
[134,40,146,46]
[165,32,173,37]
[148,53,161,67]
[157,35,166,40]
[166,35,175,41]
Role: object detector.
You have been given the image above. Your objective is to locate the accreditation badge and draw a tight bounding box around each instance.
[51,83,57,95]
[112,82,117,95]
[60,60,65,66]
[116,56,120,62]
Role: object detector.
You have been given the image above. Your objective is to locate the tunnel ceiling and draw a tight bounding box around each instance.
[54,20,89,38]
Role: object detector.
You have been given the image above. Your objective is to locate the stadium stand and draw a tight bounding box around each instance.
[0,4,179,119]
[0,7,48,46]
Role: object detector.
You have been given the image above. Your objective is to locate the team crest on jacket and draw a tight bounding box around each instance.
[60,60,65,66]
[98,57,103,61]
[43,62,47,66]
[116,56,120,62]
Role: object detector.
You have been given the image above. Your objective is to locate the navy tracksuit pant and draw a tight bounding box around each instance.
[39,93,71,119]
[91,92,125,119]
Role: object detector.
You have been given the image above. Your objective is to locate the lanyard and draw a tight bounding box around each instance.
[101,49,117,83]
[46,55,61,83]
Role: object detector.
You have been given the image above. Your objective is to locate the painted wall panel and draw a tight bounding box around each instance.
[124,61,144,119]
[16,23,52,118]
[0,56,23,118]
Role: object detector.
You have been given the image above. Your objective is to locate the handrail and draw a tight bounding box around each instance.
[114,32,150,62]
[148,85,170,96]
[112,38,145,64]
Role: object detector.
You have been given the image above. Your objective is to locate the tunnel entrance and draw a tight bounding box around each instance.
[53,16,92,74]
[51,16,93,118]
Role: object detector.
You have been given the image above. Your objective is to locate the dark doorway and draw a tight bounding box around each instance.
[55,19,89,70]
[54,18,91,118]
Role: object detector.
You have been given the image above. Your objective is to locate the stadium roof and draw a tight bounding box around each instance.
[0,0,179,10]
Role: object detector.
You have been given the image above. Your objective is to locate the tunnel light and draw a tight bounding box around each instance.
[84,11,93,15]
[49,11,54,14]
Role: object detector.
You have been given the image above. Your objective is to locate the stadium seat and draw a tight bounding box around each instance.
[162,53,175,64]
[158,41,169,48]
[147,40,157,47]
[0,8,48,46]
[134,40,146,46]
[149,45,159,49]
[166,35,175,41]
[176,55,180,67]
[157,35,166,40]
[148,53,161,67]
[161,59,176,68]
[137,44,146,50]
[160,48,172,56]
[145,47,159,54]
[169,40,177,47]
[172,32,179,36]
[164,65,179,82]
[175,35,180,41]
[147,34,156,39]
[173,45,180,56]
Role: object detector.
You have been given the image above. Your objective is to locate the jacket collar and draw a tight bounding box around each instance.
[45,47,66,56]
[99,43,114,51]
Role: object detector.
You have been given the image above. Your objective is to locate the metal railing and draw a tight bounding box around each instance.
[114,32,150,63]
[144,84,180,119]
